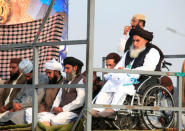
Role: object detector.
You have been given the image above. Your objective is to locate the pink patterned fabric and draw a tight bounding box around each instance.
[0,13,64,80]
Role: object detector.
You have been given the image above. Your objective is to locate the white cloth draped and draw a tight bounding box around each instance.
[94,48,160,112]
[118,35,127,52]
[25,79,85,125]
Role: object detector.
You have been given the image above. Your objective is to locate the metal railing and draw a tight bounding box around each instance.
[0,0,185,131]
[0,0,89,130]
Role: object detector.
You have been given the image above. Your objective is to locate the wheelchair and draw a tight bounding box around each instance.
[112,75,175,130]
[112,61,175,130]
[91,61,175,130]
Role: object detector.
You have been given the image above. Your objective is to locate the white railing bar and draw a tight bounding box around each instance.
[92,104,185,112]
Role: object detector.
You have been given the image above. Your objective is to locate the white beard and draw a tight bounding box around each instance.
[129,45,146,58]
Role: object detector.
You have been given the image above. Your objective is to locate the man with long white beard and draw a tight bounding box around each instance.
[92,28,163,117]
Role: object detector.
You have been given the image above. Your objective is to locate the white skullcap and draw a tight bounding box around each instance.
[45,59,63,71]
[133,14,145,21]
[19,59,33,74]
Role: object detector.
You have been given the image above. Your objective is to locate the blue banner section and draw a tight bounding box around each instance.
[40,0,68,14]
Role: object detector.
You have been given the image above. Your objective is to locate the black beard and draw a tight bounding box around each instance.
[27,79,32,84]
[10,72,20,81]
[49,75,58,84]
[135,24,141,29]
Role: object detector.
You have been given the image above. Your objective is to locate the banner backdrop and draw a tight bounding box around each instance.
[0,13,64,80]
[0,0,68,39]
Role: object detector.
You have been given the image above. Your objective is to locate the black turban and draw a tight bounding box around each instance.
[130,28,153,42]
[64,57,84,68]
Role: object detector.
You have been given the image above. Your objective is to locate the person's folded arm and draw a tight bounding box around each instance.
[62,80,85,112]
[133,48,160,71]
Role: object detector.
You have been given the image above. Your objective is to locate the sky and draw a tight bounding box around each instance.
[67,0,185,78]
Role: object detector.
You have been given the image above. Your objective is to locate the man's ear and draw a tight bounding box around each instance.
[73,65,78,72]
[144,39,148,44]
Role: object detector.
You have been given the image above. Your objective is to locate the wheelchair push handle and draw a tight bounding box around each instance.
[163,61,172,66]
[162,60,172,71]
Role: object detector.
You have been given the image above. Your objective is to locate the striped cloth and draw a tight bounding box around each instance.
[0,13,64,80]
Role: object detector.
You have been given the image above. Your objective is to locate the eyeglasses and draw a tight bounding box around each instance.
[132,39,140,42]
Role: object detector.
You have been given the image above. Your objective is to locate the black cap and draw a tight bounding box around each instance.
[64,57,84,68]
[130,28,153,42]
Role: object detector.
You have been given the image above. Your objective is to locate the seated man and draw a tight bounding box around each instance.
[92,28,163,117]
[39,59,64,112]
[0,59,48,125]
[90,53,120,99]
[27,57,85,126]
[82,71,102,99]
[25,59,64,123]
[105,53,121,69]
[0,58,26,114]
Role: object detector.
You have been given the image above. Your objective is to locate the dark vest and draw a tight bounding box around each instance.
[38,77,63,112]
[59,74,83,114]
[125,43,164,92]
[125,43,164,71]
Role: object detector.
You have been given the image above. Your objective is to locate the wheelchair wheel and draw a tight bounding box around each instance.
[141,84,175,130]
[113,114,139,130]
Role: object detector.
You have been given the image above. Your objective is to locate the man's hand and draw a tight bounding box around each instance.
[118,67,124,69]
[38,104,46,113]
[0,106,6,113]
[53,107,63,114]
[124,26,131,35]
[13,102,22,111]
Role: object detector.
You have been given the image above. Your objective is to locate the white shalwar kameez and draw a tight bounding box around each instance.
[94,48,160,112]
[25,79,85,125]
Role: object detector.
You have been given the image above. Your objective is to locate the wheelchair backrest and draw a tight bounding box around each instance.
[135,75,160,95]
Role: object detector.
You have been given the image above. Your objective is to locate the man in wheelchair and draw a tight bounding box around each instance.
[91,28,175,129]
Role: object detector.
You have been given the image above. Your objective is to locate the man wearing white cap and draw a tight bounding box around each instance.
[25,59,64,124]
[0,59,48,125]
[38,59,64,113]
[119,14,146,53]
[30,57,85,126]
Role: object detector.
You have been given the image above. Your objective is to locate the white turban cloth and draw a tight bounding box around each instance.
[19,59,33,74]
[45,59,63,71]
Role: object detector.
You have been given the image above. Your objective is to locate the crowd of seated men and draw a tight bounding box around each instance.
[0,57,86,126]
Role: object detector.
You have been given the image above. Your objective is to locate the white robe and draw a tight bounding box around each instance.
[94,48,160,112]
[25,79,85,125]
